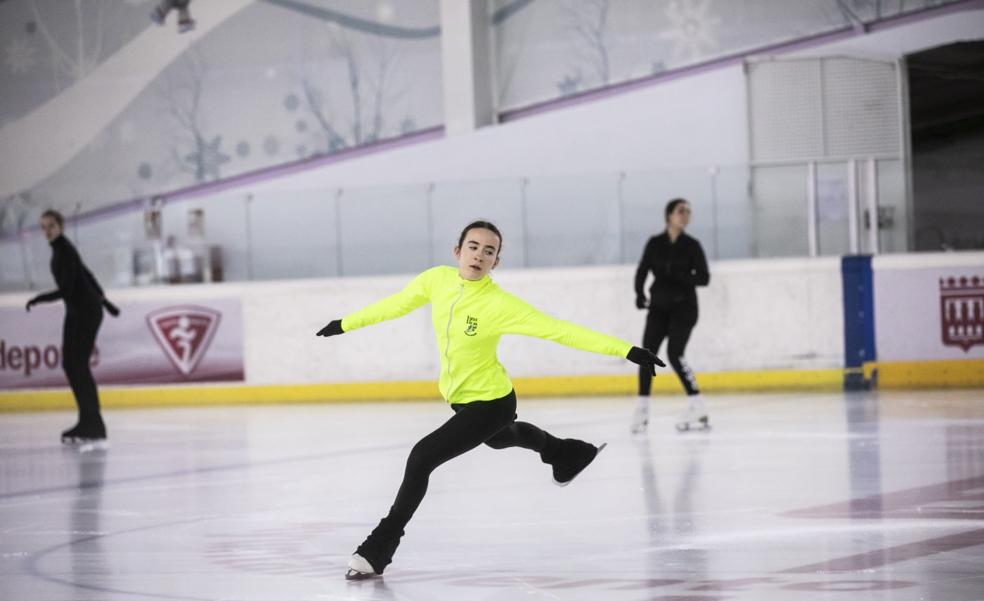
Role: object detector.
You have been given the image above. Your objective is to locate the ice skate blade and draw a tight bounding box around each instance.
[675,418,711,433]
[554,442,606,488]
[62,437,110,451]
[345,569,380,581]
[78,440,110,452]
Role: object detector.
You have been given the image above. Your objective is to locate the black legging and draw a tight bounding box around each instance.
[356,390,560,572]
[62,307,104,425]
[639,303,700,396]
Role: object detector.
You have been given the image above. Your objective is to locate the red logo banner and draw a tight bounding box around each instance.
[146,306,222,376]
[940,276,984,353]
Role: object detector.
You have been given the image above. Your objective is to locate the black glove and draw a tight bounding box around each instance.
[103,299,120,317]
[25,297,38,312]
[626,346,666,375]
[316,319,344,337]
[635,294,648,310]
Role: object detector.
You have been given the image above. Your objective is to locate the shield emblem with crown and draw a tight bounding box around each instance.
[940,276,984,353]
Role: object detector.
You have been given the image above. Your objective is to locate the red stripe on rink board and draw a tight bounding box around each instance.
[781,528,984,573]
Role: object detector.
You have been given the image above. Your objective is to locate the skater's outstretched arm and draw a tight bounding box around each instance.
[500,294,665,371]
[316,267,434,337]
[25,289,61,311]
[27,238,83,311]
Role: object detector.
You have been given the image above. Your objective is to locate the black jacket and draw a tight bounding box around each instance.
[634,231,710,308]
[33,235,106,312]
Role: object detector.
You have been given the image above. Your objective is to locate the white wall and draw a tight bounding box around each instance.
[0,258,846,387]
[245,65,749,193]
[873,251,984,362]
[245,259,844,385]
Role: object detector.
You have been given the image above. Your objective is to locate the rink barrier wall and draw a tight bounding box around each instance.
[0,368,845,412]
[2,252,982,411]
[866,251,984,387]
[5,360,982,412]
[864,359,984,389]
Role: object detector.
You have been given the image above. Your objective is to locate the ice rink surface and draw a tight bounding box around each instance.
[2,389,983,601]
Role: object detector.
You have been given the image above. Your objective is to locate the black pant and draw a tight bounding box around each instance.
[62,307,104,426]
[639,303,700,396]
[357,390,560,573]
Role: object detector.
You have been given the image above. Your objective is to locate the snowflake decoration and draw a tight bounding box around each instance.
[399,117,417,134]
[284,93,300,112]
[5,36,36,74]
[659,0,721,63]
[186,135,231,180]
[556,72,582,96]
[327,135,346,153]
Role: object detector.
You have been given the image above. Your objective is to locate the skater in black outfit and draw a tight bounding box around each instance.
[26,210,120,445]
[631,198,710,433]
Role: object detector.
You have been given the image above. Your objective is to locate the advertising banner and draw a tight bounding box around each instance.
[0,298,244,389]
[874,264,984,362]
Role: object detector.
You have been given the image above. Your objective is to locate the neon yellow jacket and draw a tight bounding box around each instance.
[341,266,633,404]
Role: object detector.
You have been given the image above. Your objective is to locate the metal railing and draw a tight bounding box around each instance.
[0,158,910,292]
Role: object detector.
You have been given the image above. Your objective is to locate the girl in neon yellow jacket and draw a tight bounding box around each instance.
[317,221,664,580]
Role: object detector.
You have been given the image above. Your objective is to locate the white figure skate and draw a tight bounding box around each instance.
[675,406,710,432]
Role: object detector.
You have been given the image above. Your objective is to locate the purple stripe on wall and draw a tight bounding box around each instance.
[0,127,444,242]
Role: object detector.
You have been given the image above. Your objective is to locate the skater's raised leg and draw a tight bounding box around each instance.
[349,393,517,578]
[484,419,604,486]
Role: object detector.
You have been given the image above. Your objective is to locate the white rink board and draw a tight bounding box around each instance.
[873,252,984,362]
[2,258,845,386]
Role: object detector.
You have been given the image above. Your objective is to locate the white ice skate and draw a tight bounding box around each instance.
[630,398,650,434]
[77,439,110,452]
[345,553,379,581]
[675,406,710,432]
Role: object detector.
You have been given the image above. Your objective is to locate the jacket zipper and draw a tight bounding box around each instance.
[444,284,465,395]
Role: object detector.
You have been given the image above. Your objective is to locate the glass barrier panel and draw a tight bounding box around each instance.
[337,184,431,276]
[523,173,620,267]
[430,179,526,270]
[750,164,809,257]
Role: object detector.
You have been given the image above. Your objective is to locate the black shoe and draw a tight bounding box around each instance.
[61,423,83,444]
[62,417,107,444]
[551,439,606,487]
